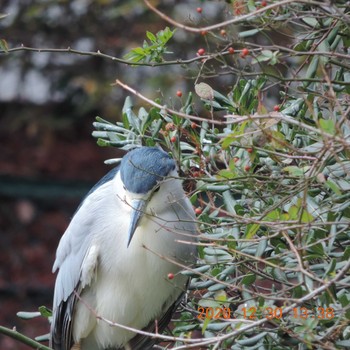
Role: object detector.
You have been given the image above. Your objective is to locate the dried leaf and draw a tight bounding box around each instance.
[195,82,214,100]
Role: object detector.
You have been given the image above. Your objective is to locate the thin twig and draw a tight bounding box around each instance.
[144,0,326,33]
[282,231,325,284]
[73,291,252,346]
[114,79,225,125]
[1,45,205,66]
[2,45,349,69]
[0,325,52,350]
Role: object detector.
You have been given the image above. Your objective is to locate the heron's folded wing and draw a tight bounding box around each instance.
[50,287,79,350]
[50,173,116,350]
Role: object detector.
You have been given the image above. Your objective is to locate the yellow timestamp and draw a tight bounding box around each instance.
[197,306,335,320]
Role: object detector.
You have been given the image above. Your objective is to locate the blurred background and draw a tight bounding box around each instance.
[0,1,230,348]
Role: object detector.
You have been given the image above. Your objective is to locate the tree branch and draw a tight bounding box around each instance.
[144,0,331,33]
[114,79,226,125]
[0,45,206,67]
[0,325,51,350]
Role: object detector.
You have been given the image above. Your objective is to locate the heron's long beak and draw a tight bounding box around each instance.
[127,199,147,247]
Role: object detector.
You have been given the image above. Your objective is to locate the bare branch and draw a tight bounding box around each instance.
[144,0,334,33]
[0,326,51,350]
[114,79,226,125]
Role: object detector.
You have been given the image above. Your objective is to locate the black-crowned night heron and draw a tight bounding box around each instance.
[50,147,197,350]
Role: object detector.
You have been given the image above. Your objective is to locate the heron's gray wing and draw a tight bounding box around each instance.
[50,206,100,350]
[50,166,120,350]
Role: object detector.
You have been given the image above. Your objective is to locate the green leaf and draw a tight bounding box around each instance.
[264,209,282,221]
[319,119,335,135]
[326,179,342,195]
[303,56,319,87]
[302,17,320,28]
[123,48,146,63]
[201,315,211,333]
[16,311,41,320]
[282,98,304,116]
[283,166,308,177]
[236,332,268,346]
[307,242,324,257]
[251,50,278,65]
[97,138,110,147]
[343,246,350,261]
[38,305,52,318]
[221,136,235,149]
[146,31,157,43]
[288,205,299,220]
[324,258,337,277]
[336,341,350,347]
[122,97,133,128]
[245,223,260,238]
[213,90,233,106]
[255,239,268,257]
[35,334,50,342]
[301,209,314,223]
[218,169,236,179]
[123,27,174,63]
[318,39,331,64]
[123,102,140,132]
[214,291,228,303]
[238,28,261,38]
[157,27,175,43]
[198,299,222,308]
[0,39,8,52]
[241,274,256,286]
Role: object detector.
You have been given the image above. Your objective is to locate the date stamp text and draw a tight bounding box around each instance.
[197,306,335,320]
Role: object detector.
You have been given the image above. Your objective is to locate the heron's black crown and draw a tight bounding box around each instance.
[120,147,176,194]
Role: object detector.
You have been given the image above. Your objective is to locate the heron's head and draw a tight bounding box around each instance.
[119,147,177,247]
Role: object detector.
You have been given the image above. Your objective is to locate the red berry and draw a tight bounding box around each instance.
[195,207,202,215]
[273,105,280,112]
[220,29,227,36]
[201,30,207,36]
[242,48,249,56]
[244,165,251,171]
[247,148,253,153]
[228,47,235,54]
[168,273,174,280]
[191,122,198,129]
[196,7,202,13]
[197,48,205,56]
[261,0,267,6]
[170,136,177,143]
[176,90,183,97]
